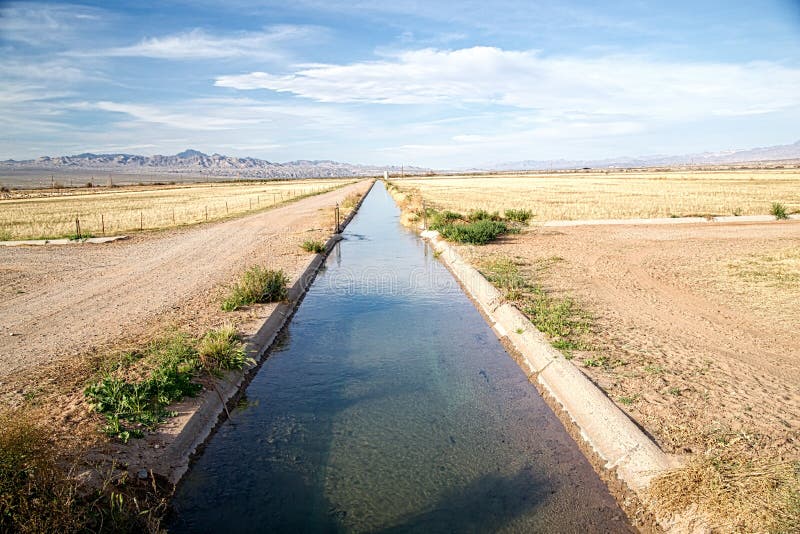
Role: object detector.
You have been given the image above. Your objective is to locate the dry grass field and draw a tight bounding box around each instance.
[397,169,800,221]
[0,178,355,240]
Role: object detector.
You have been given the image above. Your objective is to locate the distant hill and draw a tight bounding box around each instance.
[0,150,427,179]
[484,140,800,171]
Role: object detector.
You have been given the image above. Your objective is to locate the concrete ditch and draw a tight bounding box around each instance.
[117,180,376,488]
[420,228,710,533]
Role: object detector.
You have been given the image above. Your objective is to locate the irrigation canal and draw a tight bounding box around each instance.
[169,182,633,532]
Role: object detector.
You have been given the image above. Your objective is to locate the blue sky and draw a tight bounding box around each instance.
[1,0,799,167]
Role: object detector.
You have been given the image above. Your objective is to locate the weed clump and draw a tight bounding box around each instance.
[301,239,325,253]
[222,266,288,311]
[467,209,501,222]
[341,192,361,210]
[85,335,201,442]
[0,411,85,532]
[504,208,533,224]
[85,329,251,442]
[197,326,250,375]
[771,202,789,220]
[480,257,591,356]
[427,207,529,245]
[438,219,509,245]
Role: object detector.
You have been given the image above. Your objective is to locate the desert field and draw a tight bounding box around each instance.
[0,178,355,240]
[398,168,800,221]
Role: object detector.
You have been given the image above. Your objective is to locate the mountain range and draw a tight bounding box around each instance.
[0,149,426,179]
[2,140,799,179]
[483,140,800,171]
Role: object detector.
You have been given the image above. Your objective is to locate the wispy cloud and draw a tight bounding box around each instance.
[216,46,800,120]
[0,2,107,46]
[82,26,320,60]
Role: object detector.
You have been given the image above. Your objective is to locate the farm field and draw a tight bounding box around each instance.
[397,168,800,221]
[0,178,355,240]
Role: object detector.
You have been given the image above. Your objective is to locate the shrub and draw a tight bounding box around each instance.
[429,210,464,230]
[504,208,533,224]
[222,266,289,311]
[301,240,325,253]
[197,326,250,375]
[467,209,501,222]
[438,219,508,245]
[771,202,789,220]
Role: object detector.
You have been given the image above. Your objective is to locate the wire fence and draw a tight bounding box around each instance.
[0,184,342,240]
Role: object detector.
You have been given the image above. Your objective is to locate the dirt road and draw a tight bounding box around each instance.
[0,180,371,381]
[463,220,800,456]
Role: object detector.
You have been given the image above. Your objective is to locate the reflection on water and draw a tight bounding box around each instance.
[168,183,632,533]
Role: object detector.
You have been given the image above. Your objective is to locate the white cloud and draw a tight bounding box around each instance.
[90,26,318,60]
[0,2,107,46]
[215,46,800,120]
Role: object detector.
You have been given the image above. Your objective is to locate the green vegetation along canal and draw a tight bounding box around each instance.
[168,182,633,532]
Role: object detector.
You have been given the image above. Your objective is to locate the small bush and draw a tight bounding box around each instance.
[0,185,9,193]
[504,208,533,224]
[437,219,508,245]
[429,210,464,230]
[0,229,11,241]
[467,209,501,222]
[301,240,325,253]
[772,202,789,220]
[197,326,250,375]
[222,266,289,311]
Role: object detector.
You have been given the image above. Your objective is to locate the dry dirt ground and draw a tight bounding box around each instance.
[0,180,371,406]
[461,219,800,459]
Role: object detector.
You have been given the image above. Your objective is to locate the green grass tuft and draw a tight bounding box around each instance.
[222,266,289,311]
[301,239,325,253]
[197,326,251,376]
[771,202,789,220]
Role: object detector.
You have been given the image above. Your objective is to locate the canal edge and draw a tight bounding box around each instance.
[418,227,711,533]
[122,179,377,489]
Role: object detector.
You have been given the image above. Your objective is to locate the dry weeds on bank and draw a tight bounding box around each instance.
[398,169,800,221]
[0,178,355,240]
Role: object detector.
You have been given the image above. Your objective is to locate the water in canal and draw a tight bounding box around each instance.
[169,182,632,533]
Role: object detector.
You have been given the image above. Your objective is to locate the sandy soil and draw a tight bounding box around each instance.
[0,180,372,398]
[462,220,800,458]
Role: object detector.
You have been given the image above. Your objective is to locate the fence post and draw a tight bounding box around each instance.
[101,214,105,236]
[205,206,208,221]
[226,201,229,214]
[140,212,143,231]
[335,203,340,233]
[423,200,427,230]
[75,216,81,239]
